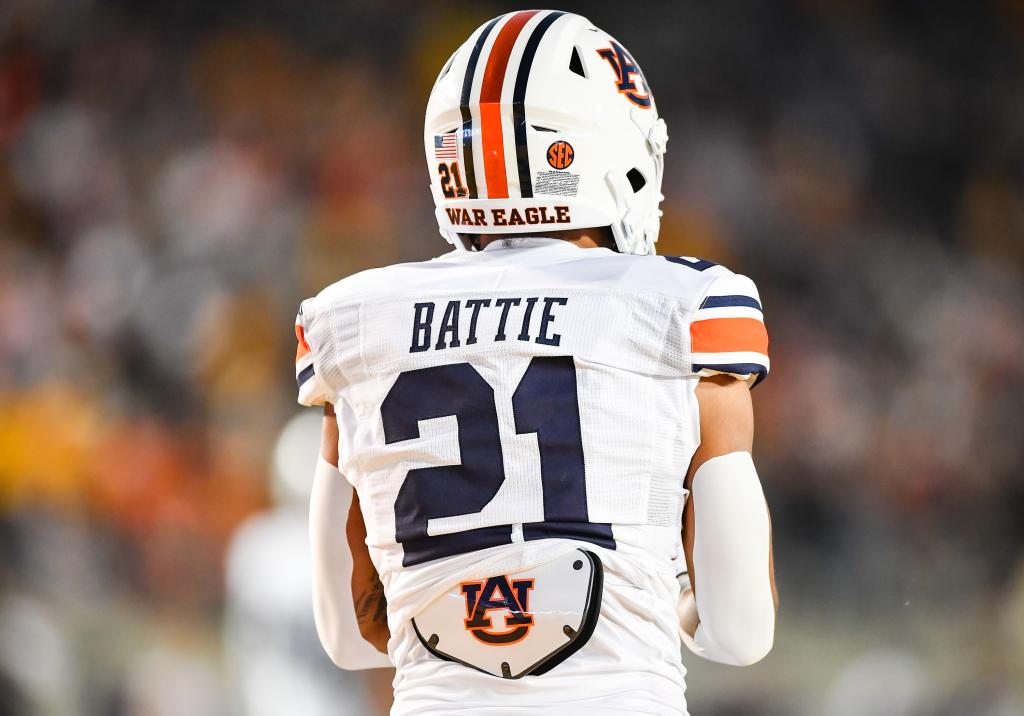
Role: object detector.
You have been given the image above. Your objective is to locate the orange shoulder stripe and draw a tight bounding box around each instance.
[295,323,311,361]
[690,317,768,355]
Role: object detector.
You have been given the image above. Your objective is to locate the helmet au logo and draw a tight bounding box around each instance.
[596,41,652,108]
[546,141,575,170]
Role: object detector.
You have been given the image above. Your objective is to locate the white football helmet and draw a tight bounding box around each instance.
[424,10,668,255]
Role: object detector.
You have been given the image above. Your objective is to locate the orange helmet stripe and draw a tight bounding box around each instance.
[478,10,539,199]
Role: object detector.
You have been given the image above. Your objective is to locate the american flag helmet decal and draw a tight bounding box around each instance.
[434,134,458,160]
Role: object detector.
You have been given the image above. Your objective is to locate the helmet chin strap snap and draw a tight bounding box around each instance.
[629,109,668,157]
[647,118,669,156]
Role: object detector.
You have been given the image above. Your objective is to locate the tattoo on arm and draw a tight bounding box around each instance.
[354,576,389,647]
[348,490,391,653]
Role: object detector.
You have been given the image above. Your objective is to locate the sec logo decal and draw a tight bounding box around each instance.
[546,141,574,170]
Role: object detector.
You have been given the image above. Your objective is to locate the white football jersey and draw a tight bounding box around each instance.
[294,238,769,715]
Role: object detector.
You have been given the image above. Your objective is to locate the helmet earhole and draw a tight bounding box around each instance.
[626,168,646,193]
[569,46,587,78]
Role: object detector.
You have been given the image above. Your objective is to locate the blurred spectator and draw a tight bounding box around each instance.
[223,411,390,715]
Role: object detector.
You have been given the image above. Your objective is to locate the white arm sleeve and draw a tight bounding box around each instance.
[309,455,393,670]
[682,451,775,666]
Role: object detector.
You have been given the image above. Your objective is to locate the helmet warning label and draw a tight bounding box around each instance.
[534,171,580,197]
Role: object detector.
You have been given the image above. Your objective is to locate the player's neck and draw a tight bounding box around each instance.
[473,228,615,251]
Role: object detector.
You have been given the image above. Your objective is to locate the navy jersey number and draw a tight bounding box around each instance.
[513,357,614,546]
[382,356,614,566]
[382,363,512,564]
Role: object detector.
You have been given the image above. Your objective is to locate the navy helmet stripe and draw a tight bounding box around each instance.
[459,17,501,199]
[512,11,565,199]
[699,294,763,312]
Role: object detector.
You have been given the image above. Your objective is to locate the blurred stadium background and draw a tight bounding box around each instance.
[1,0,1023,714]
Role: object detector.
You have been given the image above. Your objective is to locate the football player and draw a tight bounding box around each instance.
[296,10,778,715]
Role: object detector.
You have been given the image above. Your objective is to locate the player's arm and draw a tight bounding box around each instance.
[309,404,392,668]
[678,374,778,666]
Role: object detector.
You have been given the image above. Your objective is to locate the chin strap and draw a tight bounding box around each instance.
[641,116,668,254]
[439,226,475,251]
[605,170,640,254]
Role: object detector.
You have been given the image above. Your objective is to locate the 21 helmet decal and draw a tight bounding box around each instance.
[425,10,669,255]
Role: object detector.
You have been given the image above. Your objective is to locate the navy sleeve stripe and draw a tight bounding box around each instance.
[296,363,316,388]
[664,256,718,271]
[699,294,763,311]
[692,362,767,375]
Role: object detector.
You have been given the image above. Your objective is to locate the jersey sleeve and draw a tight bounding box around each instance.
[688,272,770,386]
[295,298,335,406]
